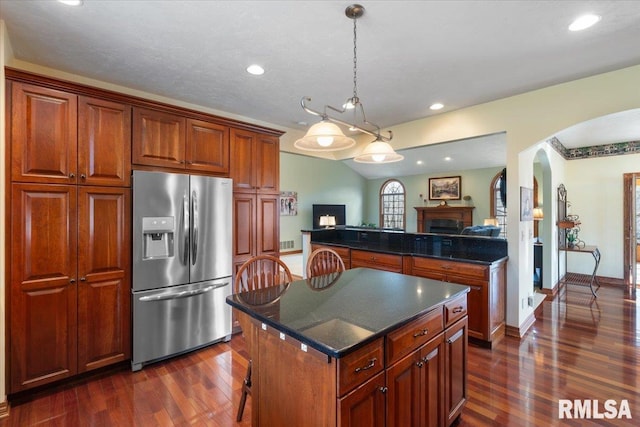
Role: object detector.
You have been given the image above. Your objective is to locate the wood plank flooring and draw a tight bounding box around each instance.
[1,283,638,426]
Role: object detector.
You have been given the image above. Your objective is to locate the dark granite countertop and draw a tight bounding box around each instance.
[226,268,469,358]
[309,227,508,264]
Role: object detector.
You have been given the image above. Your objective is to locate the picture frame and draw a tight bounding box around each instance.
[280,191,298,216]
[520,186,533,221]
[429,176,461,200]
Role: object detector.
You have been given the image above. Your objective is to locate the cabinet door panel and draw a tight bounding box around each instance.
[11,82,77,183]
[10,183,78,392]
[78,97,131,186]
[339,371,386,427]
[420,335,445,427]
[233,194,255,259]
[256,134,279,193]
[77,187,131,372]
[230,128,256,191]
[386,351,421,427]
[444,317,467,426]
[132,107,185,168]
[186,119,230,174]
[257,194,279,255]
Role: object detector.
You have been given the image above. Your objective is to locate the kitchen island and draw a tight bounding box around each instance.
[227,268,469,427]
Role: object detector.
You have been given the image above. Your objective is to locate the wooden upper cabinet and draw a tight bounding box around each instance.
[230,128,280,192]
[186,118,230,174]
[256,133,279,193]
[78,97,132,186]
[132,107,186,169]
[11,82,78,184]
[230,128,256,191]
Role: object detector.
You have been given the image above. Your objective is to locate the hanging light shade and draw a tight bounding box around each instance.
[294,120,356,151]
[354,137,404,163]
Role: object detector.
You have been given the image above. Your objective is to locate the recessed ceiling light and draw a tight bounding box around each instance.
[569,14,601,31]
[444,156,452,161]
[416,160,423,165]
[430,103,444,110]
[58,0,83,5]
[246,64,265,75]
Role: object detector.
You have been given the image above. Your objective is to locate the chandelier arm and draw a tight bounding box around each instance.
[300,96,325,119]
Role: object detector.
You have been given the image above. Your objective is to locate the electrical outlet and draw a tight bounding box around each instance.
[528,295,534,307]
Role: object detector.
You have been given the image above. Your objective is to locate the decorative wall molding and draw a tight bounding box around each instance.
[548,136,640,160]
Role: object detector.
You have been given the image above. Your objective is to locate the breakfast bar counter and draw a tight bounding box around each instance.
[227,268,470,426]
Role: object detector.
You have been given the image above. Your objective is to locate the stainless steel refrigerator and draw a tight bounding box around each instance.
[131,171,232,371]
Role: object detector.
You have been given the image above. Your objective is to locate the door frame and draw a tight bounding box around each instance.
[622,172,638,299]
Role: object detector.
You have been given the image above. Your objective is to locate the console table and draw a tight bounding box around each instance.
[415,206,474,233]
[560,245,601,297]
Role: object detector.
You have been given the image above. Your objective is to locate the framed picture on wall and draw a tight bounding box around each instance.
[429,176,461,200]
[520,186,533,221]
[280,191,298,216]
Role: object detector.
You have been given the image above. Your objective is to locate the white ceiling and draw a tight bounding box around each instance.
[3,1,640,178]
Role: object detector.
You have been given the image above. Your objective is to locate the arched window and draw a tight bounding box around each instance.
[379,179,405,229]
[490,170,507,237]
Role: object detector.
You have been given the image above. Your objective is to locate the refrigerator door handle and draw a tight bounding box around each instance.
[191,190,198,265]
[137,282,228,302]
[182,193,189,265]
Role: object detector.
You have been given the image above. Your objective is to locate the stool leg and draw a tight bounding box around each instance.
[236,360,252,421]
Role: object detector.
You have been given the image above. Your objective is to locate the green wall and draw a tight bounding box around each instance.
[365,167,503,232]
[279,152,367,252]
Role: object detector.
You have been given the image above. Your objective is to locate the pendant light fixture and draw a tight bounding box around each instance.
[295,4,403,164]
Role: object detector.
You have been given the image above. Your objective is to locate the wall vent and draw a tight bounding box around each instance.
[279,240,294,250]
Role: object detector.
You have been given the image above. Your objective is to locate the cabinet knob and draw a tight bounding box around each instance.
[69,278,76,284]
[80,277,86,282]
[379,386,388,394]
[69,173,75,179]
[416,361,424,368]
[80,174,86,180]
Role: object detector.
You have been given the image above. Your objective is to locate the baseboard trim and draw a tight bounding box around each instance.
[505,310,536,339]
[0,400,9,419]
[280,249,303,255]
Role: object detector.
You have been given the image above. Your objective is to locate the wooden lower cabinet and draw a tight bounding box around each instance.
[387,334,445,427]
[351,249,403,273]
[9,183,131,392]
[406,256,505,347]
[444,317,468,426]
[339,371,386,427]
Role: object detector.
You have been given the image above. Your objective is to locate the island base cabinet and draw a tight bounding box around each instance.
[253,322,336,427]
[444,317,468,426]
[339,371,386,427]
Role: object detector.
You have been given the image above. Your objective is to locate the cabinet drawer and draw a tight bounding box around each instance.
[445,294,468,326]
[412,257,488,280]
[386,307,443,366]
[338,337,384,396]
[351,250,402,272]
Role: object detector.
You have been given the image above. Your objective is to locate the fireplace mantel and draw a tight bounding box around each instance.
[415,206,474,233]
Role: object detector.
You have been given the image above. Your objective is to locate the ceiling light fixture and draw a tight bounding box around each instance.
[569,14,601,31]
[246,64,265,75]
[58,0,83,5]
[430,103,444,110]
[295,4,402,163]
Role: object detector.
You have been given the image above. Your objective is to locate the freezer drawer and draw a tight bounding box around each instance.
[132,279,232,371]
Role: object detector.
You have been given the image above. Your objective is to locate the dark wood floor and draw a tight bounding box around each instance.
[1,283,638,426]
